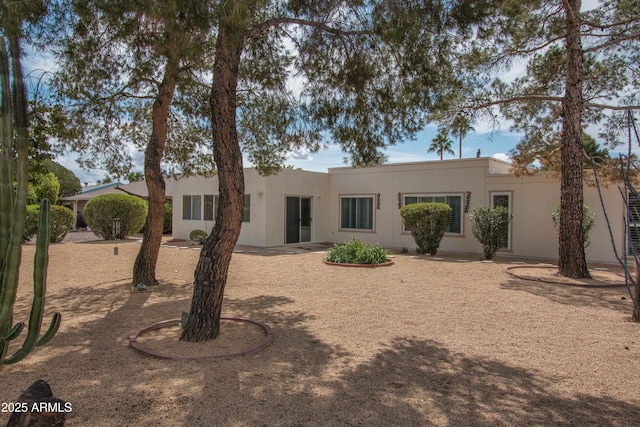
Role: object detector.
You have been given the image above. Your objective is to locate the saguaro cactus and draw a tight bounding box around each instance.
[0,35,60,366]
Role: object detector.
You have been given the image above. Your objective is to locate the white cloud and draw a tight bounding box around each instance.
[286,147,314,161]
[492,153,512,163]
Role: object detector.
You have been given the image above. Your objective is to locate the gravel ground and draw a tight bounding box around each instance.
[1,240,639,426]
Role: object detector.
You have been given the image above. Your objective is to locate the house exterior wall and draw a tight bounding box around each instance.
[172,159,625,263]
[327,159,498,253]
[263,169,330,246]
[485,172,624,263]
[327,159,623,262]
[172,169,329,247]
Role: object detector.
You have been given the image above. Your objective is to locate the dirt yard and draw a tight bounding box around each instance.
[1,236,639,426]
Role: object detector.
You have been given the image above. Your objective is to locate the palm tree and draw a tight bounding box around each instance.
[429,130,455,160]
[451,115,475,159]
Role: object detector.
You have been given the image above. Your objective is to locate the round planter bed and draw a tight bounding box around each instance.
[505,265,625,288]
[323,259,394,268]
[129,317,273,360]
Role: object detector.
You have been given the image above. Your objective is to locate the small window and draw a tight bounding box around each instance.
[204,195,218,221]
[340,196,374,230]
[243,194,250,222]
[403,194,463,234]
[182,195,201,220]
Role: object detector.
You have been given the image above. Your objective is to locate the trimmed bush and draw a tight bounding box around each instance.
[22,204,74,243]
[469,206,511,259]
[50,205,74,242]
[400,202,451,255]
[84,194,148,239]
[326,238,389,264]
[22,205,40,243]
[551,205,595,248]
[189,229,208,244]
[164,201,172,234]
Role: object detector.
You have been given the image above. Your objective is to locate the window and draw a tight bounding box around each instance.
[403,194,463,234]
[340,196,374,230]
[243,194,250,222]
[628,192,640,255]
[491,192,512,249]
[182,195,201,220]
[204,195,218,221]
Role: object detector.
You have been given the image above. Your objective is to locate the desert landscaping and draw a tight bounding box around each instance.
[1,234,640,426]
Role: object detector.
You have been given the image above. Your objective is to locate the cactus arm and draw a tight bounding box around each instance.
[2,322,24,341]
[3,199,57,365]
[36,312,61,347]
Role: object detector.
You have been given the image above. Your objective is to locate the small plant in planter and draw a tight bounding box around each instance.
[326,238,389,264]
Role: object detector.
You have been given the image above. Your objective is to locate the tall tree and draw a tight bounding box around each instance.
[447,0,640,278]
[428,129,455,160]
[54,0,215,287]
[450,114,474,159]
[180,0,486,342]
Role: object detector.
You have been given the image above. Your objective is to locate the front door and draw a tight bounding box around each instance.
[286,196,312,244]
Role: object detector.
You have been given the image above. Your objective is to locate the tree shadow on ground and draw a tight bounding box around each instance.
[3,283,640,426]
[500,278,632,314]
[181,294,640,426]
[186,335,640,426]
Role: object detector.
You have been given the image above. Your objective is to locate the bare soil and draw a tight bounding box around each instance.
[1,236,639,426]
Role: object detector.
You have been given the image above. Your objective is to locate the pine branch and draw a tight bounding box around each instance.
[246,17,370,42]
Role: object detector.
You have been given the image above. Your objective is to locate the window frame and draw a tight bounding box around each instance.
[339,194,375,232]
[243,194,250,223]
[182,195,202,220]
[490,191,512,250]
[402,193,464,236]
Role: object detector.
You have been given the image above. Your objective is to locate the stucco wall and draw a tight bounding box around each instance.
[172,160,625,263]
[172,169,329,247]
[486,172,624,263]
[172,171,268,246]
[327,158,497,253]
[327,159,623,263]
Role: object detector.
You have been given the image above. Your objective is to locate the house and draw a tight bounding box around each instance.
[172,158,628,263]
[60,178,174,230]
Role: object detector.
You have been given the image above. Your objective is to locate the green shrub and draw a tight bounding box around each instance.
[551,205,595,248]
[22,205,40,243]
[469,206,511,259]
[49,205,74,242]
[28,172,61,205]
[164,201,172,234]
[326,238,389,264]
[189,229,208,244]
[84,194,148,239]
[400,202,451,255]
[22,204,74,243]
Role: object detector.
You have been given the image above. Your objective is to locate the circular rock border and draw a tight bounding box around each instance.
[505,265,625,288]
[323,259,394,268]
[129,317,273,360]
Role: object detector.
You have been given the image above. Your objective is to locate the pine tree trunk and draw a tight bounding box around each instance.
[558,0,590,279]
[132,33,179,288]
[180,25,244,342]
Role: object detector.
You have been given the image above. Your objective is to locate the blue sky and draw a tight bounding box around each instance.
[282,126,520,174]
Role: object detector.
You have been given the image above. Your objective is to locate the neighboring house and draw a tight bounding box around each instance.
[60,178,174,230]
[172,158,628,263]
